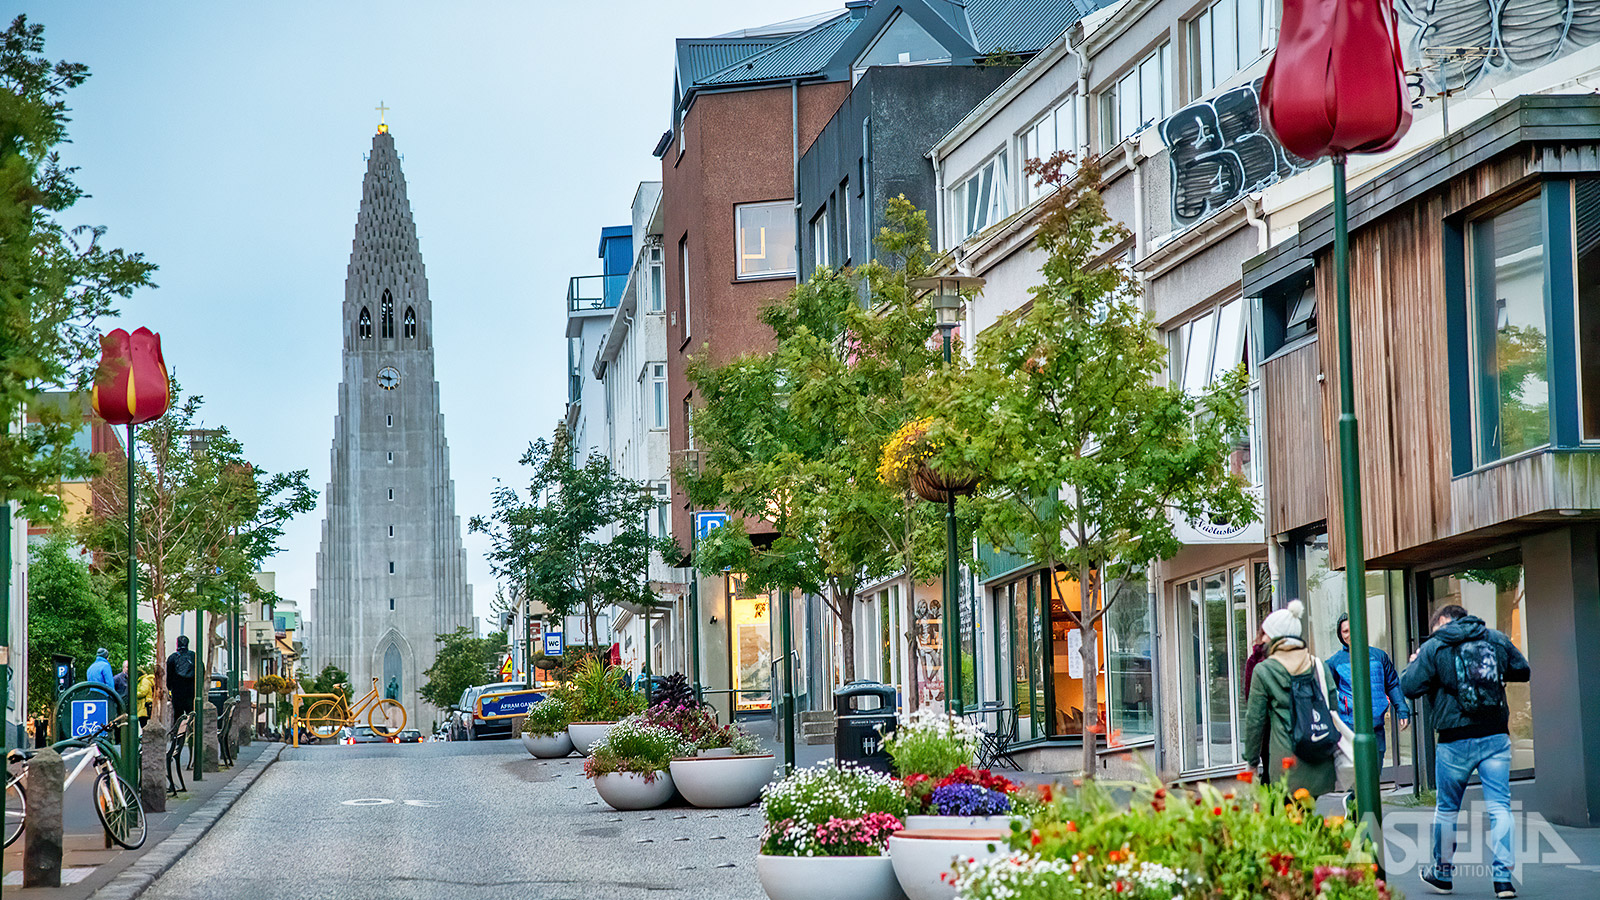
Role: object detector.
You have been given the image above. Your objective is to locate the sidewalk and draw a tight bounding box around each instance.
[3,740,282,900]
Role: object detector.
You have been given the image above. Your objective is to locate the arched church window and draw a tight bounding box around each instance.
[381,290,395,339]
[404,307,416,339]
[358,307,372,340]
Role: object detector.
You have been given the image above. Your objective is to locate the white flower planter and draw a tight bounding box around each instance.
[756,853,905,900]
[592,771,675,810]
[904,814,1020,832]
[520,731,574,758]
[669,754,775,808]
[887,829,1008,900]
[567,721,616,756]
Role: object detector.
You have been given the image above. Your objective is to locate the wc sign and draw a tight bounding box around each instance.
[72,699,109,737]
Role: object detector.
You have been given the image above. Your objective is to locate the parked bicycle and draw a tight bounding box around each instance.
[4,714,147,850]
[296,678,406,740]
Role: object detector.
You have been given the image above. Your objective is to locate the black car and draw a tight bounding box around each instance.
[395,729,422,744]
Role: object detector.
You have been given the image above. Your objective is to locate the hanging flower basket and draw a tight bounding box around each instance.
[910,463,978,503]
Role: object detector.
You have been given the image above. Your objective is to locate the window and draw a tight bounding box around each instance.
[1019,96,1077,203]
[841,179,852,262]
[388,524,394,537]
[647,246,664,313]
[1105,578,1155,742]
[648,363,667,430]
[1260,278,1317,357]
[1468,195,1549,463]
[381,290,395,339]
[386,415,392,427]
[1578,180,1600,440]
[404,306,416,339]
[1170,298,1257,484]
[1189,0,1267,97]
[1176,565,1261,771]
[1101,43,1172,146]
[684,397,695,450]
[358,307,372,340]
[389,598,395,611]
[951,151,1010,242]
[811,208,831,270]
[736,201,796,278]
[679,236,691,340]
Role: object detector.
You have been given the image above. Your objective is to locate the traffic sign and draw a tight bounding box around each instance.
[477,689,545,720]
[694,511,729,542]
[72,698,109,737]
[543,630,563,657]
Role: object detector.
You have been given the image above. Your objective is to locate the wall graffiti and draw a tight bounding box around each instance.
[1160,80,1312,229]
[1397,0,1600,93]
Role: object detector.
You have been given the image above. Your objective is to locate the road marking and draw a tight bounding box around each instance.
[403,799,442,807]
[341,798,394,806]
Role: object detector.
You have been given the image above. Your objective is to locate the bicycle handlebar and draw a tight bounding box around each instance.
[49,714,130,751]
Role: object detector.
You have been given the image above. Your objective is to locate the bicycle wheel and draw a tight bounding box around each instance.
[4,777,23,848]
[367,699,406,737]
[93,770,146,849]
[303,700,344,739]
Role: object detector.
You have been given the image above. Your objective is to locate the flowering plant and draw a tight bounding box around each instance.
[581,719,692,782]
[878,417,936,487]
[952,851,1192,900]
[635,702,762,755]
[884,709,980,782]
[760,761,909,857]
[521,696,571,737]
[930,783,1012,817]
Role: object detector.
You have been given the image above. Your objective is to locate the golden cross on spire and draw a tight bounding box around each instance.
[376,101,390,134]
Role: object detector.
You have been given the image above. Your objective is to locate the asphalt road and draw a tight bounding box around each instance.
[140,738,770,900]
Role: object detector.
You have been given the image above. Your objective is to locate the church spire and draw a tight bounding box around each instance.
[346,127,428,350]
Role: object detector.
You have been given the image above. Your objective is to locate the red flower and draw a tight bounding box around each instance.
[1261,0,1412,159]
[1237,770,1255,783]
[1065,821,1078,832]
[92,328,170,426]
[1212,806,1224,816]
[1281,756,1296,771]
[1038,784,1053,803]
[1030,830,1042,846]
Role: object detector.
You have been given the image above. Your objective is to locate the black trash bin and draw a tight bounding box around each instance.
[834,681,896,773]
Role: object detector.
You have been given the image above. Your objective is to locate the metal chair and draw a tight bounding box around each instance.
[974,702,1022,771]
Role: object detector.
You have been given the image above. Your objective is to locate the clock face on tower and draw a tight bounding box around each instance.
[377,366,401,391]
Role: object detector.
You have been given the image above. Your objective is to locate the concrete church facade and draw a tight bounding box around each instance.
[312,126,474,729]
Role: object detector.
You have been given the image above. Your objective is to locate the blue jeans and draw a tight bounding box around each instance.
[1432,733,1514,882]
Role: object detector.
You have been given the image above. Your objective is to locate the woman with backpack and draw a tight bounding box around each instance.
[1242,600,1353,798]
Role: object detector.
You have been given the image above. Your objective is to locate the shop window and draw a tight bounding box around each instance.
[729,575,772,712]
[958,573,977,711]
[1104,577,1155,743]
[1431,565,1534,772]
[736,201,796,279]
[1468,195,1549,463]
[916,585,946,709]
[1575,179,1600,440]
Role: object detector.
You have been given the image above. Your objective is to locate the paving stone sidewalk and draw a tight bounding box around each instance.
[2,740,281,900]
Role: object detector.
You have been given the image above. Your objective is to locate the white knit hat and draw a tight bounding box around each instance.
[1261,599,1306,641]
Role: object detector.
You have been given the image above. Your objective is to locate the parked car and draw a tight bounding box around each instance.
[395,729,422,744]
[448,683,520,741]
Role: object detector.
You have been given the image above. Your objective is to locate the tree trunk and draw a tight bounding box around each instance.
[837,589,857,684]
[1078,560,1099,778]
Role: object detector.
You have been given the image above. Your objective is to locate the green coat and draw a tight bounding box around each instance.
[1242,644,1345,798]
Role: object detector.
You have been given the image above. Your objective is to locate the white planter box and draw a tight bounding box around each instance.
[887,829,1008,900]
[669,754,775,808]
[592,771,675,810]
[756,853,905,900]
[903,814,1021,832]
[520,731,574,758]
[567,721,616,756]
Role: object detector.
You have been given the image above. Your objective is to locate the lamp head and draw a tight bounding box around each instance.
[907,274,984,330]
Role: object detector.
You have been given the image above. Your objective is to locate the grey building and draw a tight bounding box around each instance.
[312,127,474,730]
[798,64,1017,279]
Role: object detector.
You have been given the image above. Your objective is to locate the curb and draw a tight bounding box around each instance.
[86,743,283,900]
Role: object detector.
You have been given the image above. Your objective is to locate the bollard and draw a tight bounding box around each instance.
[139,722,168,813]
[234,696,254,747]
[201,706,221,772]
[23,748,64,888]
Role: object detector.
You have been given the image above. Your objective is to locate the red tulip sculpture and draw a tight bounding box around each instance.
[1261,0,1412,160]
[92,327,171,426]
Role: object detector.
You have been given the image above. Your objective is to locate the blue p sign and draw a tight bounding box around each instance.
[72,699,108,737]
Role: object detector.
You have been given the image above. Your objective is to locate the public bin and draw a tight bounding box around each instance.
[834,681,896,773]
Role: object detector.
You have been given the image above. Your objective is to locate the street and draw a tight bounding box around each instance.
[139,740,767,900]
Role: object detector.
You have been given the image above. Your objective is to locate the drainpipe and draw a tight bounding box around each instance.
[1067,36,1090,161]
[1244,194,1269,253]
[792,79,802,286]
[1123,140,1145,263]
[932,151,944,252]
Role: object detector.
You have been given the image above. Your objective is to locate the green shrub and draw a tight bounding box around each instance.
[564,656,646,722]
[521,696,570,736]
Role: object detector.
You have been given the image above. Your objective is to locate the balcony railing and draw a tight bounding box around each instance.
[567,273,629,312]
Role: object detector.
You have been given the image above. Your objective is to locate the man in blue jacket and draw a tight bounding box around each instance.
[1327,612,1410,760]
[86,647,115,689]
[1402,604,1531,899]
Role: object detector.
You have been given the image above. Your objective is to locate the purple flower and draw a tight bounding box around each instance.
[930,783,1012,817]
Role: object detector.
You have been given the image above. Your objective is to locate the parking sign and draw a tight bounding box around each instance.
[72,699,108,737]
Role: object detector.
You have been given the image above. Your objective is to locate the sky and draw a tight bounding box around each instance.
[20,1,832,628]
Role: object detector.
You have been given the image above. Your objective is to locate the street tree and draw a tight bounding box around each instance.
[302,663,352,704]
[81,389,315,716]
[25,536,116,713]
[0,15,156,522]
[470,426,667,654]
[419,626,507,710]
[684,198,950,684]
[927,156,1256,775]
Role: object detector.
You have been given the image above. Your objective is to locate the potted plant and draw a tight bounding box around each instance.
[878,417,978,503]
[756,762,910,900]
[519,696,573,758]
[902,766,1022,830]
[664,710,773,808]
[583,718,691,811]
[564,656,646,755]
[883,709,980,799]
[950,771,1393,900]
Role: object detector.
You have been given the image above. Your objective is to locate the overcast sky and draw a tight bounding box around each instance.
[21,1,831,627]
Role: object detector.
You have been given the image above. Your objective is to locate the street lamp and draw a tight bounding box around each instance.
[908,275,983,714]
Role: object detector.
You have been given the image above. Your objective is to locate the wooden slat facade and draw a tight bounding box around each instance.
[1262,340,1328,535]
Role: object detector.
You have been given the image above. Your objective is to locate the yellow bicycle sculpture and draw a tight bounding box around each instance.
[292,678,406,743]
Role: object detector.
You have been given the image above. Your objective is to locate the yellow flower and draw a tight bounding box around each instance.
[1293,788,1311,801]
[1324,815,1346,829]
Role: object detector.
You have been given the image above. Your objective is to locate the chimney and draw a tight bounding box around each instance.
[846,0,873,18]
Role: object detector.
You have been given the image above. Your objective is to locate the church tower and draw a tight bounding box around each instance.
[312,123,474,729]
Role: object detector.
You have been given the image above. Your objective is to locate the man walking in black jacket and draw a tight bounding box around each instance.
[1402,604,1531,898]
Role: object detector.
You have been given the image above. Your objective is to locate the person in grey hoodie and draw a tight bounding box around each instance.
[1401,604,1531,899]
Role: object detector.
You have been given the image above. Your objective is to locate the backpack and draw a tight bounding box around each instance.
[170,650,195,681]
[1288,660,1340,763]
[1450,639,1507,718]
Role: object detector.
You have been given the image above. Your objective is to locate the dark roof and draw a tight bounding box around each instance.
[698,13,859,87]
[676,37,787,89]
[967,0,1100,53]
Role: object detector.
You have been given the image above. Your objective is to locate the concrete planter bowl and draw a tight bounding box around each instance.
[887,829,1008,900]
[668,754,775,808]
[592,770,675,811]
[903,814,1022,832]
[567,722,616,756]
[756,853,905,900]
[520,730,574,758]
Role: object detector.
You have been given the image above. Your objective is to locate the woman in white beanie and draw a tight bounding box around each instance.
[1241,600,1353,797]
